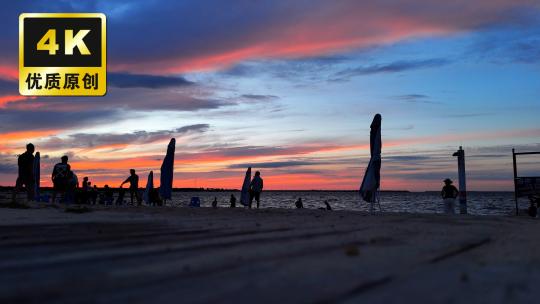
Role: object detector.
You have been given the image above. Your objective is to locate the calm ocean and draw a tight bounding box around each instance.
[169,191,519,216]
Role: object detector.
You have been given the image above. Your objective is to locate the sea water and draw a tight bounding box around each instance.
[169,191,518,216]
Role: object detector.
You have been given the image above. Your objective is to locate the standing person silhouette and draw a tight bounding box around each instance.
[51,155,70,204]
[81,177,90,204]
[12,143,35,202]
[121,169,141,205]
[249,171,264,209]
[441,178,459,214]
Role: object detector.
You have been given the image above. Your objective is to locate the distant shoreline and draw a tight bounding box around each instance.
[0,186,513,193]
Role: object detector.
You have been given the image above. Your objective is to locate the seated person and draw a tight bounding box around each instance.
[295,197,303,209]
[149,188,163,206]
[115,187,125,205]
[100,185,114,205]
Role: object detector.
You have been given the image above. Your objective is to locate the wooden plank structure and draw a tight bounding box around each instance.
[0,205,539,303]
[512,149,540,215]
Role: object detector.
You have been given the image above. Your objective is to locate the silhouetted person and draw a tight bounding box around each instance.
[12,143,35,202]
[441,178,459,214]
[91,185,98,205]
[295,197,303,209]
[65,170,79,204]
[249,171,264,209]
[324,200,332,210]
[82,177,89,190]
[81,177,89,204]
[121,169,141,205]
[230,194,237,208]
[116,187,126,205]
[51,155,70,204]
[212,197,218,208]
[149,188,163,206]
[318,201,332,210]
[102,184,114,205]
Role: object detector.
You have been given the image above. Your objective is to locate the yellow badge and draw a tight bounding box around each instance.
[19,13,106,96]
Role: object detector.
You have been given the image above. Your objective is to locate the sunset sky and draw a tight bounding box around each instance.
[1,0,539,191]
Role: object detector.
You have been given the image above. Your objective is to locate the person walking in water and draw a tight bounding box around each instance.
[12,143,35,202]
[249,171,264,209]
[121,169,141,205]
[51,155,70,204]
[230,194,237,208]
[441,178,459,214]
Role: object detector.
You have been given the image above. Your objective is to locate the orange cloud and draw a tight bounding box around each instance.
[0,129,59,143]
[0,95,38,109]
[70,157,160,171]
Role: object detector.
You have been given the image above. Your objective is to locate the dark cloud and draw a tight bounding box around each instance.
[510,40,540,63]
[39,124,209,149]
[0,79,17,95]
[108,73,194,89]
[468,23,540,64]
[4,88,232,112]
[442,113,493,118]
[0,154,17,174]
[228,161,319,169]
[0,109,122,133]
[1,1,539,74]
[334,58,451,79]
[394,94,440,104]
[204,146,288,158]
[240,94,279,101]
[222,57,346,81]
[469,143,540,155]
[397,94,429,100]
[384,155,434,162]
[467,154,507,159]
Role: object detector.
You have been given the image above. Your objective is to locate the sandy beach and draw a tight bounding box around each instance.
[1,196,539,304]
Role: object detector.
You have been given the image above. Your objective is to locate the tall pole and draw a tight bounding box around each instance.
[512,148,518,216]
[453,146,467,214]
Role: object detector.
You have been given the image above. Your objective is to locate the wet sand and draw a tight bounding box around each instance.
[0,197,539,303]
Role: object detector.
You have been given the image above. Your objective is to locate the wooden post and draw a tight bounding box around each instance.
[513,148,518,216]
[453,146,467,214]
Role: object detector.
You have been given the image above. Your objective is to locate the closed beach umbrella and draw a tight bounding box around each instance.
[159,138,176,201]
[240,167,251,206]
[143,171,154,204]
[359,114,382,209]
[33,152,40,200]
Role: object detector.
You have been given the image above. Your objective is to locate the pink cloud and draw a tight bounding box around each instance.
[0,65,17,81]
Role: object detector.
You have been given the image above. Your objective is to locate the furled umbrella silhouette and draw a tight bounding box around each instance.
[240,167,252,207]
[143,170,154,205]
[160,138,175,204]
[359,114,382,212]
